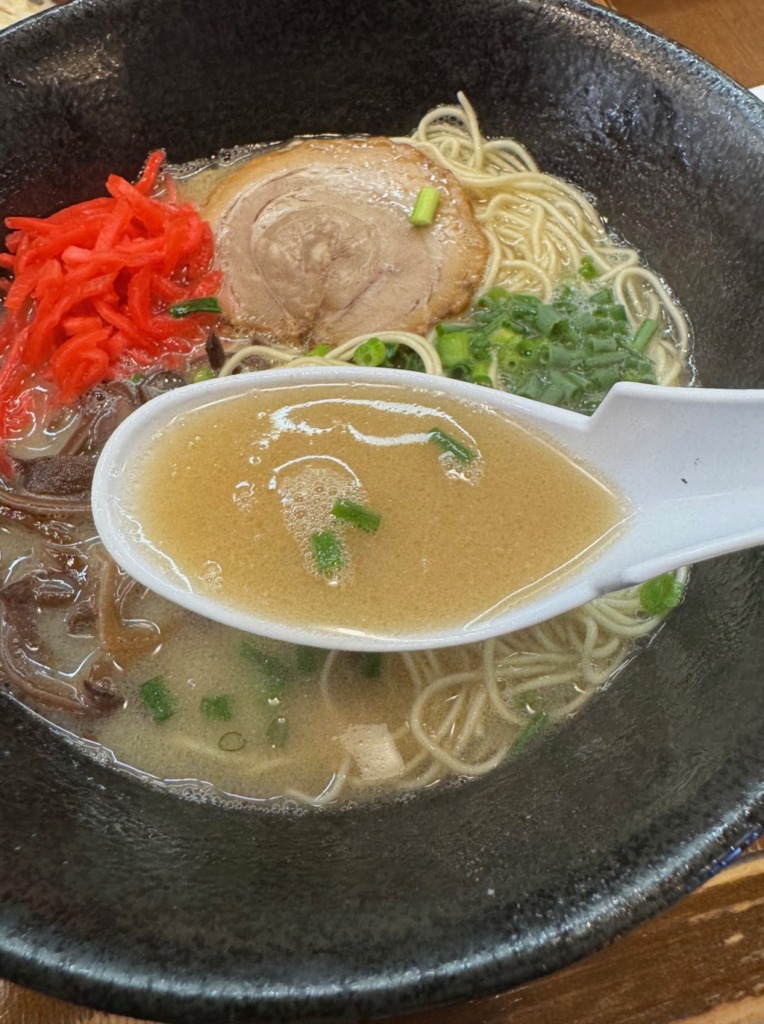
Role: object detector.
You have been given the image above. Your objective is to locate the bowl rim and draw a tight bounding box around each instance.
[1,1,763,1022]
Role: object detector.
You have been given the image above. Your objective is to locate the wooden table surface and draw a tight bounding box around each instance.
[1,1,763,1022]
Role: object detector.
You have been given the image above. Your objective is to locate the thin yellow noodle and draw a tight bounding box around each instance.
[495,663,572,682]
[285,755,352,806]
[508,673,583,697]
[397,691,466,784]
[484,649,528,726]
[399,760,444,791]
[498,651,575,667]
[587,605,663,638]
[410,675,508,775]
[560,690,595,716]
[422,648,444,676]
[590,636,623,659]
[209,95,690,805]
[581,616,599,659]
[454,689,487,754]
[482,231,504,290]
[219,331,444,379]
[318,649,340,704]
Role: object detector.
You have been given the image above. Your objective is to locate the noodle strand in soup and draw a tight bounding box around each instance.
[0,96,691,807]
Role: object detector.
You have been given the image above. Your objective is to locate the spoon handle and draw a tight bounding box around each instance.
[574,384,764,586]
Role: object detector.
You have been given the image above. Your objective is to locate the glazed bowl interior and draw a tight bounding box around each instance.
[1,1,763,1022]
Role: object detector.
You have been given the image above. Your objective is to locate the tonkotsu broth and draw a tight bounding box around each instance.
[128,382,626,638]
[92,622,499,803]
[0,97,692,808]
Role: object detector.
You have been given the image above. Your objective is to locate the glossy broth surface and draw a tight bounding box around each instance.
[127,381,625,639]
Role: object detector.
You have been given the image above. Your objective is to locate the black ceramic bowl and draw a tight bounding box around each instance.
[1,1,763,1021]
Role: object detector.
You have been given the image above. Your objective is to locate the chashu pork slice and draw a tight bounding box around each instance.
[203,136,488,347]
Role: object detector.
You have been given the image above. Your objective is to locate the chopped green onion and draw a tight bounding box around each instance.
[167,296,223,318]
[201,695,233,721]
[364,652,383,679]
[547,368,583,401]
[428,428,477,463]
[470,360,492,380]
[129,372,144,384]
[513,711,549,753]
[400,349,425,372]
[585,334,619,353]
[515,337,542,360]
[436,330,471,368]
[437,321,471,334]
[240,641,293,699]
[582,315,621,336]
[594,303,628,322]
[632,318,659,352]
[436,282,652,415]
[579,254,600,280]
[584,351,628,368]
[639,572,686,616]
[540,342,583,368]
[535,303,566,335]
[409,186,440,226]
[140,676,174,723]
[240,641,292,681]
[353,337,387,367]
[590,287,615,306]
[191,366,216,383]
[266,716,289,748]
[538,381,565,405]
[478,285,511,306]
[218,731,245,752]
[311,530,344,575]
[331,497,381,533]
[635,357,658,383]
[587,367,624,390]
[307,343,332,357]
[514,373,544,400]
[488,325,523,347]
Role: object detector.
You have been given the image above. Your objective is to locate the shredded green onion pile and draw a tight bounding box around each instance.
[436,283,658,412]
[349,278,659,415]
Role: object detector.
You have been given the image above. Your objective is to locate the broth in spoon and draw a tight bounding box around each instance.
[126,379,626,641]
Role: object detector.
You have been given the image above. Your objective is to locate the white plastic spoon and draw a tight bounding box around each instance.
[92,365,764,651]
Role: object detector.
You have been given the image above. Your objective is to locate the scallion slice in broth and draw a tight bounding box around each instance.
[140,676,174,723]
[331,498,381,533]
[311,530,344,575]
[428,428,477,463]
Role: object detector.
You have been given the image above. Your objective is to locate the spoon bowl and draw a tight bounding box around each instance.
[92,365,764,651]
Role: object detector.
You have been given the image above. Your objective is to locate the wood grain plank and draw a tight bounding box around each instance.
[616,0,764,87]
[404,853,764,1024]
